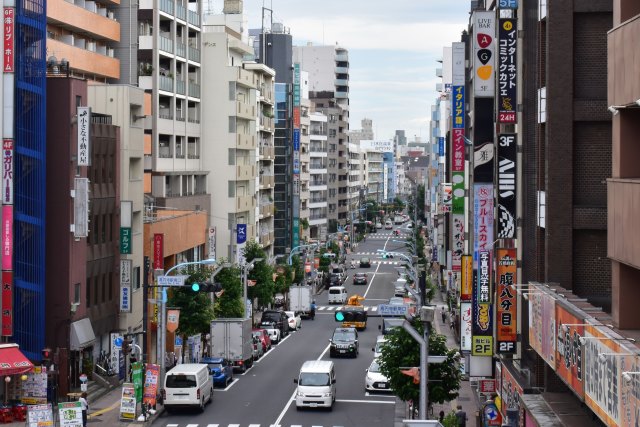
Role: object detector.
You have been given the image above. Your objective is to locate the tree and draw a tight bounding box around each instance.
[378,318,462,410]
[212,264,244,318]
[243,240,275,309]
[167,266,216,337]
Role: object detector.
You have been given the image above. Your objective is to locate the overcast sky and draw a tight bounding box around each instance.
[217,0,470,142]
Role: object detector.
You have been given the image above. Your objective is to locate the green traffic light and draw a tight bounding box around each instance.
[335,311,345,322]
[191,283,200,292]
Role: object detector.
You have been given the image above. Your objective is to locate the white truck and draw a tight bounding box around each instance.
[289,285,313,318]
[210,318,254,372]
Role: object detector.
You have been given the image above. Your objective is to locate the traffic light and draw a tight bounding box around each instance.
[334,309,366,323]
[41,348,52,367]
[189,281,221,293]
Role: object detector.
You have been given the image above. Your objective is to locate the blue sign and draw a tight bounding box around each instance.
[114,337,123,347]
[236,224,247,244]
[498,0,517,8]
[293,129,300,151]
[452,85,465,129]
[438,137,445,157]
[175,336,183,346]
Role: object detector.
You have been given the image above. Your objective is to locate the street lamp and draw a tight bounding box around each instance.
[242,258,264,319]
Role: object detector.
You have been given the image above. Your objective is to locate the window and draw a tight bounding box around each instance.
[133,266,141,290]
[229,116,236,133]
[101,275,106,303]
[228,181,235,197]
[93,277,98,305]
[74,283,80,304]
[86,278,91,308]
[228,148,236,165]
[108,272,113,301]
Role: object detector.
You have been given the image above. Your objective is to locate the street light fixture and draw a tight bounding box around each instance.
[598,353,636,363]
[623,371,640,384]
[578,336,636,346]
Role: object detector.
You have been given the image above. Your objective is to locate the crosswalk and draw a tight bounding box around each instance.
[317,305,378,312]
[367,232,409,238]
[166,424,347,427]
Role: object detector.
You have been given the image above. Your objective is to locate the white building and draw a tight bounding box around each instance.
[201,6,275,261]
[308,111,328,240]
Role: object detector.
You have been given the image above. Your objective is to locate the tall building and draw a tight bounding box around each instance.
[311,93,350,228]
[201,4,275,261]
[608,0,640,330]
[298,76,311,242]
[308,111,328,240]
[349,118,374,145]
[251,23,294,254]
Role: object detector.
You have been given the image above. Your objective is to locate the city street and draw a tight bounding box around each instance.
[152,228,408,427]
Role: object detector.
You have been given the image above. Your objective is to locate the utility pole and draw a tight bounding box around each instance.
[142,256,150,363]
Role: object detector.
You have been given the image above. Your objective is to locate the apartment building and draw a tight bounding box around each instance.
[363,149,384,204]
[348,142,364,212]
[349,118,374,145]
[201,6,275,261]
[299,89,311,242]
[308,111,328,240]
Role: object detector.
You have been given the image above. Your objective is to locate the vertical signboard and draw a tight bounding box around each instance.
[472,257,493,357]
[153,234,164,270]
[527,289,556,366]
[498,18,517,123]
[495,249,517,353]
[473,184,494,259]
[208,227,216,260]
[621,354,640,427]
[1,271,12,336]
[497,134,517,239]
[473,11,496,97]
[119,259,132,313]
[77,107,91,166]
[2,205,12,270]
[2,139,13,204]
[498,363,523,420]
[3,8,14,72]
[460,255,473,301]
[460,302,472,352]
[452,215,464,271]
[236,224,247,244]
[292,63,301,249]
[554,305,584,398]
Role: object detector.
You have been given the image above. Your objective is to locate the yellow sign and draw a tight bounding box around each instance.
[472,336,494,356]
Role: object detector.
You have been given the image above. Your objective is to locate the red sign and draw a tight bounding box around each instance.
[153,234,164,270]
[452,129,465,172]
[2,205,12,270]
[293,107,300,128]
[554,305,584,398]
[2,139,13,205]
[499,362,523,420]
[496,248,517,353]
[479,379,496,393]
[3,8,14,73]
[1,271,12,336]
[143,363,160,407]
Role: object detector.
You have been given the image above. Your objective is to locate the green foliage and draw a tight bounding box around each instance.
[243,240,276,309]
[442,411,460,427]
[300,218,309,230]
[167,266,216,336]
[393,196,405,212]
[378,319,462,409]
[212,265,244,318]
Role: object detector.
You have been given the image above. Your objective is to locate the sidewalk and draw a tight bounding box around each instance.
[430,290,481,426]
[86,385,163,426]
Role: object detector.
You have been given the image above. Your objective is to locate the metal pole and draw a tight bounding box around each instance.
[401,320,427,420]
[160,289,166,379]
[242,264,247,319]
[142,256,149,363]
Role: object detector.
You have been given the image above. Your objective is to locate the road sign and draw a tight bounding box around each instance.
[157,275,187,287]
[377,304,408,316]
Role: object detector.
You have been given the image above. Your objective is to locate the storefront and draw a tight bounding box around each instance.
[69,317,96,390]
[0,343,35,423]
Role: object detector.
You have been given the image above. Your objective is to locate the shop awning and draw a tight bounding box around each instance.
[0,344,34,375]
[70,317,96,351]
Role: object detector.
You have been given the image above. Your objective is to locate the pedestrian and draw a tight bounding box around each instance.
[438,410,445,422]
[455,404,467,427]
[450,318,456,330]
[79,392,89,427]
[310,300,317,320]
[441,308,446,323]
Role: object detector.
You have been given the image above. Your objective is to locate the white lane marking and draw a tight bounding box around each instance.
[272,344,331,426]
[186,424,200,427]
[336,399,397,404]
[248,424,261,427]
[205,424,219,427]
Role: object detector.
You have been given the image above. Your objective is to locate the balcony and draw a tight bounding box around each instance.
[335,52,348,62]
[188,82,200,99]
[48,0,120,42]
[335,91,348,99]
[260,87,274,104]
[237,133,256,150]
[259,145,274,159]
[188,10,200,26]
[46,39,119,79]
[259,174,274,188]
[260,202,274,217]
[159,75,173,92]
[159,0,173,14]
[260,116,274,131]
[237,67,257,87]
[176,42,186,58]
[176,3,186,21]
[608,15,640,105]
[188,46,200,63]
[259,231,274,247]
[334,78,348,87]
[608,178,640,267]
[159,35,173,54]
[236,164,255,180]
[236,195,254,212]
[176,80,185,95]
[237,101,255,120]
[335,66,348,74]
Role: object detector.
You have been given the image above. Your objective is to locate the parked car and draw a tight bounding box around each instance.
[359,257,371,268]
[259,320,281,344]
[329,327,359,358]
[252,335,264,360]
[376,222,383,229]
[260,310,289,339]
[201,356,234,388]
[252,328,272,352]
[372,335,388,359]
[365,359,391,392]
[284,310,302,331]
[388,296,405,305]
[353,272,368,285]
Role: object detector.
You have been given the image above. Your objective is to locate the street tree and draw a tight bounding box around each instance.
[167,266,216,337]
[378,318,462,410]
[212,264,244,318]
[243,240,276,309]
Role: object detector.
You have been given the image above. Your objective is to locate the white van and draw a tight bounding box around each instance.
[162,363,213,412]
[328,286,348,304]
[294,360,336,410]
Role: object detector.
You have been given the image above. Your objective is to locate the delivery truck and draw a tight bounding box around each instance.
[289,285,313,318]
[210,318,254,372]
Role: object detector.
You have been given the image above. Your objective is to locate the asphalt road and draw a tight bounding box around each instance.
[153,225,411,427]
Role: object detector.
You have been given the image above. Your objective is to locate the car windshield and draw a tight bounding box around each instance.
[299,372,331,386]
[333,331,355,342]
[207,363,223,370]
[369,360,381,372]
[375,341,387,353]
[285,311,294,318]
[165,374,196,388]
[262,312,280,322]
[252,332,262,338]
